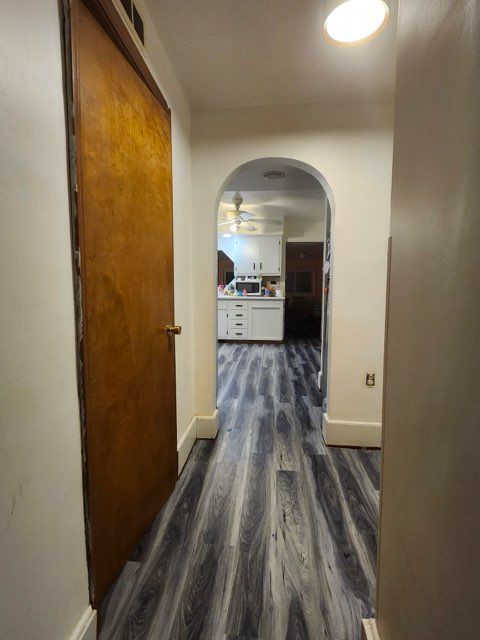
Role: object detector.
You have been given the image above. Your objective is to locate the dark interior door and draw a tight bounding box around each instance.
[71,0,177,605]
[285,242,324,338]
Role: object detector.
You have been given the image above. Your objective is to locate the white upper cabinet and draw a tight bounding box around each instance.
[234,236,258,275]
[257,236,282,275]
[234,234,282,276]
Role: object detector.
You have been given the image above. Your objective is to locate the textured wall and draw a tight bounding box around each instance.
[0,2,90,638]
[377,1,480,638]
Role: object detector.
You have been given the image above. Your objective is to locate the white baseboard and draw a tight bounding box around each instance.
[362,618,381,640]
[323,412,382,448]
[69,606,97,640]
[177,414,197,474]
[196,409,219,439]
[177,410,219,474]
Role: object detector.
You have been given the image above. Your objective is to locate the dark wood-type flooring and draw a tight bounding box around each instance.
[99,340,380,640]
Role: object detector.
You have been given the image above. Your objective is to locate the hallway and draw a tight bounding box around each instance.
[99,341,380,640]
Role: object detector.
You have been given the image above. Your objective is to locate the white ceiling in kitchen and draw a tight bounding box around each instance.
[219,189,326,222]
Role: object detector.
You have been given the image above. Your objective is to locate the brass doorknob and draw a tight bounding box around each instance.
[165,324,182,336]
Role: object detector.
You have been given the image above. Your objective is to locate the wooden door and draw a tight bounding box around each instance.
[70,0,177,605]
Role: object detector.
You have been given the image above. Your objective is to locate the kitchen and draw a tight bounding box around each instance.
[216,160,328,348]
[218,226,286,342]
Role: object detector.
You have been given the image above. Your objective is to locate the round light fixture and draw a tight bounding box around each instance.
[263,170,286,180]
[323,0,389,47]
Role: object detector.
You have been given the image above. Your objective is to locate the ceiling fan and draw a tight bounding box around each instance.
[218,193,282,232]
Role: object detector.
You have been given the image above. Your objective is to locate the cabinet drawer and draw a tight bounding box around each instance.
[230,300,248,310]
[229,309,247,319]
[229,328,248,339]
[229,318,248,329]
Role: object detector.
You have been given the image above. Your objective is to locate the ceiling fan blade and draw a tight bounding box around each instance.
[243,222,257,231]
[250,218,283,224]
[218,220,235,226]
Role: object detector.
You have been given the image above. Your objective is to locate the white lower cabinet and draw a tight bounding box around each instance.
[217,301,229,339]
[217,298,284,341]
[250,300,284,340]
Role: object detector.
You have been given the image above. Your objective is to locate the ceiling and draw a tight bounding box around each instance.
[145,0,398,109]
[227,163,323,192]
[219,189,326,222]
[219,160,326,222]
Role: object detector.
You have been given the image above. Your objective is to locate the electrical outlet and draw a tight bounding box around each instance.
[366,372,375,387]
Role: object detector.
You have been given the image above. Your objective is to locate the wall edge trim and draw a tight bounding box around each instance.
[69,606,97,640]
[323,412,382,447]
[196,409,219,439]
[362,618,381,640]
[177,414,197,473]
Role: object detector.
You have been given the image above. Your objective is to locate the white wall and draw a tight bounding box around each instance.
[192,100,394,444]
[0,2,90,638]
[217,235,235,261]
[284,212,325,243]
[0,1,196,638]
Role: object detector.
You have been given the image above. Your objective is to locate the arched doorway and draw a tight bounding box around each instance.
[214,157,335,420]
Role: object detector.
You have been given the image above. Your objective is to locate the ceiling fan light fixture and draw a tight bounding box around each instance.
[263,170,286,180]
[323,0,389,47]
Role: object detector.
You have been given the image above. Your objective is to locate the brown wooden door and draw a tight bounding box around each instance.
[71,1,177,605]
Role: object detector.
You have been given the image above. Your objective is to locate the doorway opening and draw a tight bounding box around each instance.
[215,157,333,409]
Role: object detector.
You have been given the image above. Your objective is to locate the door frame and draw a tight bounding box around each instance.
[59,0,172,605]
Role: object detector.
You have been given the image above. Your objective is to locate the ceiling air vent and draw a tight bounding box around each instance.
[119,0,145,45]
[263,171,286,180]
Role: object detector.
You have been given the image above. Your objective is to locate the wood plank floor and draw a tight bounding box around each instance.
[99,340,380,640]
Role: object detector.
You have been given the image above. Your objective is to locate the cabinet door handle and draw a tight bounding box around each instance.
[253,262,255,270]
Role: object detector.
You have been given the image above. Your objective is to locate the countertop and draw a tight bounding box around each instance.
[217,294,285,301]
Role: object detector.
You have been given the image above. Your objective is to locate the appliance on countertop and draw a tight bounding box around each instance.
[234,276,262,296]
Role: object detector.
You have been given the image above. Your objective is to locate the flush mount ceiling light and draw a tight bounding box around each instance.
[323,0,389,47]
[263,170,286,180]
